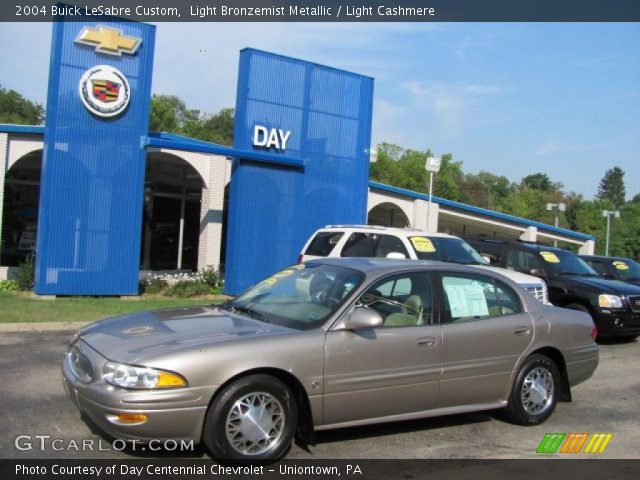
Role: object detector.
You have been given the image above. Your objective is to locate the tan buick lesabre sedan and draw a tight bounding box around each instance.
[62,258,599,461]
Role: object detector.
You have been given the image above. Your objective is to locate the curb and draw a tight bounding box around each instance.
[0,322,91,333]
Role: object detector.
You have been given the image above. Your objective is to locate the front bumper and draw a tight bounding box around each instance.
[593,310,640,337]
[62,342,217,443]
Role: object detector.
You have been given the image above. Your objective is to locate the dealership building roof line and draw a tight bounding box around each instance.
[369,181,596,242]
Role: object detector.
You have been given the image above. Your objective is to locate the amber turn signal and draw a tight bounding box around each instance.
[116,413,148,424]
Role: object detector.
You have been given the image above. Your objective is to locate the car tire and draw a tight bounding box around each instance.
[202,374,297,462]
[565,303,591,315]
[505,354,560,426]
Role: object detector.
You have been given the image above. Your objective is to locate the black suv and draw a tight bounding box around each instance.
[579,255,640,287]
[465,237,640,340]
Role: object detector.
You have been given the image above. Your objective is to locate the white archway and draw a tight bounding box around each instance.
[368,201,411,228]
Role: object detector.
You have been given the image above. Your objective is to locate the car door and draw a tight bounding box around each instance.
[437,271,533,407]
[322,271,442,425]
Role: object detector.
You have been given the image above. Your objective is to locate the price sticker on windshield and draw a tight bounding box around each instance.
[540,251,560,263]
[613,261,629,270]
[410,236,436,253]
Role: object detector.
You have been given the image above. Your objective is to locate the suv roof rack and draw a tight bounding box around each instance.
[324,224,423,232]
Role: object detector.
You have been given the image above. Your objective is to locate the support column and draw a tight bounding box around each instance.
[519,226,537,242]
[0,133,8,254]
[198,155,230,272]
[578,240,596,255]
[413,199,439,232]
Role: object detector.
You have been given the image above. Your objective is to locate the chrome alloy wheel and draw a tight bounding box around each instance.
[521,366,554,415]
[225,392,285,455]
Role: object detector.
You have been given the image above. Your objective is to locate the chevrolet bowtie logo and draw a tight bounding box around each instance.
[75,26,141,56]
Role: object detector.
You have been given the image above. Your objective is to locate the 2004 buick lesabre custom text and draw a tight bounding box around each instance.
[62,258,599,461]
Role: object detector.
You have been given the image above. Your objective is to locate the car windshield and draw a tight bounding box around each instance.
[541,249,598,276]
[223,263,364,331]
[608,259,640,281]
[408,236,488,265]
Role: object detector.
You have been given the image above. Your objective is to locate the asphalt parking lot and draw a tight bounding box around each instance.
[1,330,639,460]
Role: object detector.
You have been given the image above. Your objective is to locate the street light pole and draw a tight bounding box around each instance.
[425,156,441,232]
[546,203,565,247]
[602,210,620,256]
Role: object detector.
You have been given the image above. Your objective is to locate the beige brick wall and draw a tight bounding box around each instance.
[198,155,231,272]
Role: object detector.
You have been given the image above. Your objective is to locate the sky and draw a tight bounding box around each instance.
[1,22,639,199]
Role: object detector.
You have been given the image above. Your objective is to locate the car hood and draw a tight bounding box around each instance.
[474,265,543,287]
[556,275,640,295]
[75,306,293,364]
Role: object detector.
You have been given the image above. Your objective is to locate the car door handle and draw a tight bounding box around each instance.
[513,326,531,336]
[416,336,437,347]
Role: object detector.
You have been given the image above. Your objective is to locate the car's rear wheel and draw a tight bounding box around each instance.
[202,374,298,462]
[505,354,559,425]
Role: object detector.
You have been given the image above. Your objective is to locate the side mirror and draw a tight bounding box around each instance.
[529,268,545,278]
[481,255,492,265]
[386,252,406,259]
[602,272,616,280]
[343,307,384,330]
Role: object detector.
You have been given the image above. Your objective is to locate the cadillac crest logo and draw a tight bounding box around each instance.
[78,65,130,118]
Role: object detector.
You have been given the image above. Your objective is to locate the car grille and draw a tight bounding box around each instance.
[526,286,545,303]
[628,296,640,313]
[68,344,93,383]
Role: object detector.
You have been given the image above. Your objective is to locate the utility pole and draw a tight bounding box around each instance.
[546,203,565,247]
[602,210,620,256]
[425,156,441,232]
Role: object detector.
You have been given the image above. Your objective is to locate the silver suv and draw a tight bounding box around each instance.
[300,225,549,304]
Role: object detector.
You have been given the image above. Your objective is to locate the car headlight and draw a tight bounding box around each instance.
[598,294,623,309]
[103,362,187,389]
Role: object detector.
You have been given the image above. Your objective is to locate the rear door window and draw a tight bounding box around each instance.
[441,274,500,324]
[341,232,378,257]
[305,232,344,257]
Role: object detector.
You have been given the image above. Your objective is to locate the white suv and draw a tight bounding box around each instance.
[300,225,549,304]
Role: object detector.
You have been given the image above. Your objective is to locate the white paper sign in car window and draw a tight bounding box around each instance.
[444,282,489,318]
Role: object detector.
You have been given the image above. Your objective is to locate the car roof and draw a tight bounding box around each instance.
[320,225,457,239]
[466,237,558,250]
[579,254,634,262]
[306,256,490,274]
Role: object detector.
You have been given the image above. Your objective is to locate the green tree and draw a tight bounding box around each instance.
[597,166,626,207]
[149,94,234,146]
[434,154,463,201]
[196,108,234,146]
[0,85,44,125]
[522,173,554,192]
[614,202,640,259]
[149,94,180,132]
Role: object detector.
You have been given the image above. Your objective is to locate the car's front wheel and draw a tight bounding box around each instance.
[505,354,559,425]
[202,374,298,462]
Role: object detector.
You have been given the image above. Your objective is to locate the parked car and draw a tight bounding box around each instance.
[580,254,640,287]
[300,225,549,303]
[465,237,640,340]
[63,258,598,461]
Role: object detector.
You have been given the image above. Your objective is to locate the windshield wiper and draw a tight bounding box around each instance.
[229,305,270,323]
